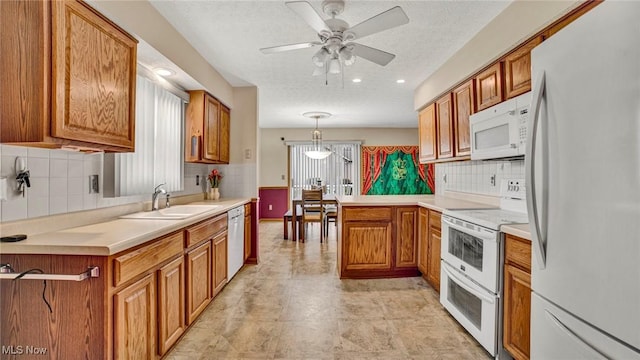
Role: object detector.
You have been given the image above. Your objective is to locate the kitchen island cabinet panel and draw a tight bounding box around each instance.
[338,205,420,278]
[343,221,393,271]
[114,274,156,360]
[417,208,429,274]
[396,207,418,268]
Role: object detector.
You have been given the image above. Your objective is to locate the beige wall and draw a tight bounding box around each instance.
[230,87,258,165]
[414,0,581,110]
[259,128,418,187]
[89,0,234,107]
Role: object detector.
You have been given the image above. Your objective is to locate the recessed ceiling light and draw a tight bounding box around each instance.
[155,68,174,77]
[396,79,405,84]
[352,78,362,83]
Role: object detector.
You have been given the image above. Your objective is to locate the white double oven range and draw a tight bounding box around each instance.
[440,179,528,358]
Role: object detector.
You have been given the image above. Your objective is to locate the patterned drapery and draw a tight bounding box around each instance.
[361,146,434,195]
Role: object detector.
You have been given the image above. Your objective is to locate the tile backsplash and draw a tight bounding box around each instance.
[0,145,257,223]
[434,159,525,196]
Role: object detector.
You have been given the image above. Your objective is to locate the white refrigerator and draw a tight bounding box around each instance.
[526,1,640,358]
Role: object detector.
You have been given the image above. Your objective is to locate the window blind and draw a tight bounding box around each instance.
[114,75,184,196]
[289,143,361,200]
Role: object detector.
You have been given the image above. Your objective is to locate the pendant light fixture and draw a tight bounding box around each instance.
[303,112,332,160]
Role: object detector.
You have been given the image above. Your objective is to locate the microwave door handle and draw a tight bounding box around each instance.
[442,217,496,242]
[526,71,547,269]
[442,262,495,304]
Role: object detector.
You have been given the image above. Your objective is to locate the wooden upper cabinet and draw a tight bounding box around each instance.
[435,93,454,159]
[185,90,230,164]
[418,104,437,163]
[452,80,475,157]
[504,36,542,99]
[475,62,504,111]
[1,0,137,151]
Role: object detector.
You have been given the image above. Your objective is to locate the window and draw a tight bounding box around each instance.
[110,74,185,196]
[289,142,361,199]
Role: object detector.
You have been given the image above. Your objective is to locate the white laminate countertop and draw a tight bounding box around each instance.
[500,223,532,240]
[0,198,250,256]
[335,194,496,213]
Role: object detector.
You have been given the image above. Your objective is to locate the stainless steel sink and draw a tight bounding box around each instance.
[120,205,222,220]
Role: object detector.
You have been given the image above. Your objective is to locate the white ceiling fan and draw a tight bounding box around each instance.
[260,0,410,74]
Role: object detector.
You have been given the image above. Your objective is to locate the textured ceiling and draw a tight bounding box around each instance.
[149,1,511,128]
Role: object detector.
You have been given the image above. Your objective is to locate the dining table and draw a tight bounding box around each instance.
[290,193,337,242]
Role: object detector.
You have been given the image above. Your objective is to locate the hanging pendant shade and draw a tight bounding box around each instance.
[303,112,332,160]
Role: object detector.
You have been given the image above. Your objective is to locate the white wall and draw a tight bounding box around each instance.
[259,128,418,187]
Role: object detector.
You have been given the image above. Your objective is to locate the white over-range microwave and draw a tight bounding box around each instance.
[470,91,532,160]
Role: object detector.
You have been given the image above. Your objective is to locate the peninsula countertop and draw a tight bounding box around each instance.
[0,198,250,256]
[335,194,496,212]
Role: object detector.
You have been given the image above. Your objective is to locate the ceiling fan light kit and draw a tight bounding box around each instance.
[303,111,332,160]
[259,0,409,81]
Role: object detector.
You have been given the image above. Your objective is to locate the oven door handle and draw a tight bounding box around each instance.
[442,262,495,304]
[442,217,496,242]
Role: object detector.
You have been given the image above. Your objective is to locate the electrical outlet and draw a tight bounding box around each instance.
[281,174,285,180]
[89,175,99,193]
[268,204,273,211]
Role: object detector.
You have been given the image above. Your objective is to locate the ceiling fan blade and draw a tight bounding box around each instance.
[349,43,395,66]
[285,1,331,36]
[345,6,409,41]
[260,42,321,54]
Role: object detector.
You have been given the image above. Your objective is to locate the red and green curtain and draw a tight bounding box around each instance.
[361,146,434,195]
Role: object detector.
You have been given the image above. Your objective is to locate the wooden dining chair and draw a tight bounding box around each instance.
[300,188,324,242]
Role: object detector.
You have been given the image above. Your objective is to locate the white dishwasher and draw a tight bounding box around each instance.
[227,206,245,280]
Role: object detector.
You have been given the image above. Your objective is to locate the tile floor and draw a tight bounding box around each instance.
[166,221,491,359]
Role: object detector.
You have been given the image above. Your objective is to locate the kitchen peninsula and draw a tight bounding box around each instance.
[336,194,492,279]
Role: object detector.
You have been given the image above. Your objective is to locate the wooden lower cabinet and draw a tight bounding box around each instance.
[157,257,185,356]
[425,210,442,291]
[417,208,429,274]
[339,206,420,278]
[114,274,156,360]
[186,241,212,325]
[396,207,419,268]
[503,234,532,360]
[244,211,251,261]
[213,231,228,296]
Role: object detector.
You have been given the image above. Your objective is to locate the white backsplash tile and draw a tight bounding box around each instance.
[2,197,27,222]
[27,195,49,218]
[50,158,68,178]
[0,145,256,223]
[435,159,525,196]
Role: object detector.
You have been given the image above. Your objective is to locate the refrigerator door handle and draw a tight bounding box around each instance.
[526,71,547,269]
[545,310,609,359]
